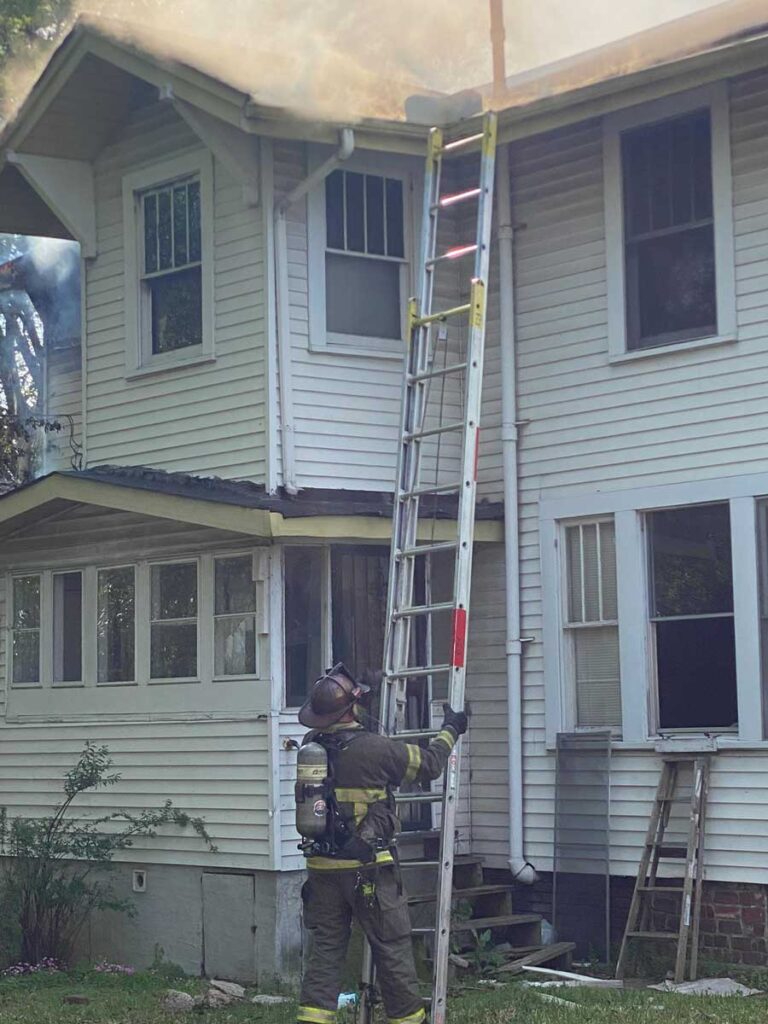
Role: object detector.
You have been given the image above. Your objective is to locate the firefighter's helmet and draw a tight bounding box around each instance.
[298,663,370,729]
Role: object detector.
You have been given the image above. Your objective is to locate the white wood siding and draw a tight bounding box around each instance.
[500,69,768,885]
[84,102,267,481]
[0,505,274,869]
[44,343,83,473]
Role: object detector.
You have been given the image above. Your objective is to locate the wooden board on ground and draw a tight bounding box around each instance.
[495,942,576,975]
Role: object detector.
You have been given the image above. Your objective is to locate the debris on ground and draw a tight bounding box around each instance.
[210,979,246,1000]
[62,994,91,1005]
[521,965,623,988]
[532,991,577,1010]
[337,992,358,1008]
[252,994,292,1005]
[495,941,577,975]
[648,978,763,997]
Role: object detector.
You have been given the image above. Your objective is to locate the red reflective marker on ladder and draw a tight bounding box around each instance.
[451,608,467,668]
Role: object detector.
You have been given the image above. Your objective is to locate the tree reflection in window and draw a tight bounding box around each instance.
[97,567,135,683]
[150,562,198,679]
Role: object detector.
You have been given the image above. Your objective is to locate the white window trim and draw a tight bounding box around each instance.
[307,148,418,360]
[122,149,215,376]
[603,82,736,361]
[541,471,768,750]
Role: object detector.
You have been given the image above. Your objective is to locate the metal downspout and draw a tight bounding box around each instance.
[497,140,537,885]
[274,128,355,494]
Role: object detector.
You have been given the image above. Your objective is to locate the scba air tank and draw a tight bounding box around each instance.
[295,742,329,840]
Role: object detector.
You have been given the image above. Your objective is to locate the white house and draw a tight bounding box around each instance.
[2,0,768,978]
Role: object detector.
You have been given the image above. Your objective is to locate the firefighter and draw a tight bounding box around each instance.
[295,663,468,1024]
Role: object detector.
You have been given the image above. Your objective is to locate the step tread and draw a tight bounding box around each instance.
[407,884,513,905]
[412,912,541,935]
[400,854,483,868]
[627,930,680,940]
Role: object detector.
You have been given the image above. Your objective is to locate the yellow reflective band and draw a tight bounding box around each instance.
[308,850,395,871]
[388,1009,426,1024]
[403,744,422,784]
[334,787,388,803]
[434,729,456,750]
[297,1007,336,1024]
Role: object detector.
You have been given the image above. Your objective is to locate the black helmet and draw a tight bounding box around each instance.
[298,663,370,729]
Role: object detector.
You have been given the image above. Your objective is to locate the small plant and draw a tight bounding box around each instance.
[465,929,506,976]
[2,957,63,977]
[0,743,216,967]
[93,959,136,975]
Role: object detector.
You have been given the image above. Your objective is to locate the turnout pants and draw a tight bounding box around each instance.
[297,865,425,1024]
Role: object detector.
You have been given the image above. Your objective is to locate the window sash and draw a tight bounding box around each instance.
[149,561,199,680]
[97,565,136,684]
[11,574,41,685]
[141,178,201,279]
[326,170,406,260]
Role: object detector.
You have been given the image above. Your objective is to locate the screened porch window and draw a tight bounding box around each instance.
[214,555,258,677]
[564,520,621,728]
[621,109,716,349]
[97,566,135,683]
[53,571,82,683]
[12,574,41,685]
[648,503,736,730]
[150,562,198,679]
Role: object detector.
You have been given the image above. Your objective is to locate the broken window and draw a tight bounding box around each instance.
[150,561,198,679]
[325,169,405,340]
[563,520,621,729]
[53,571,82,683]
[648,503,737,730]
[97,566,135,683]
[621,109,716,349]
[284,547,325,708]
[141,178,202,354]
[12,574,41,685]
[214,555,258,677]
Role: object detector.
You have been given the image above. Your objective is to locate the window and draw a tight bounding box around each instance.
[604,84,735,358]
[150,562,198,679]
[123,151,213,373]
[53,571,82,683]
[12,574,41,684]
[284,547,325,708]
[141,178,202,355]
[648,503,737,730]
[97,567,135,683]
[214,555,257,677]
[563,520,621,728]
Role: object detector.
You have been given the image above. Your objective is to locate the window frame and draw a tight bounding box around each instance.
[147,557,201,685]
[307,149,417,359]
[212,551,262,681]
[95,562,138,687]
[603,83,736,362]
[52,568,85,686]
[9,572,43,688]
[123,150,215,377]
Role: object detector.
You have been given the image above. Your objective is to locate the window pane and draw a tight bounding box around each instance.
[13,575,40,629]
[326,252,401,339]
[53,572,82,683]
[150,266,203,354]
[215,556,256,615]
[157,189,173,271]
[600,523,618,620]
[345,172,365,252]
[13,630,39,685]
[366,175,385,255]
[574,626,621,728]
[173,185,189,266]
[144,193,158,274]
[582,524,600,621]
[650,504,732,617]
[326,170,344,250]
[284,547,324,707]
[97,567,135,683]
[152,562,197,620]
[188,181,201,262]
[628,224,716,348]
[215,615,256,676]
[151,623,198,679]
[656,617,737,729]
[385,178,404,258]
[566,527,583,623]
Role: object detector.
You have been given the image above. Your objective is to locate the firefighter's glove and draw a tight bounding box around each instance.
[342,835,377,864]
[442,704,469,738]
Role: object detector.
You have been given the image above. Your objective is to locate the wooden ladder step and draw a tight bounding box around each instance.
[639,885,685,894]
[497,941,577,975]
[626,931,679,940]
[407,884,512,906]
[412,913,540,935]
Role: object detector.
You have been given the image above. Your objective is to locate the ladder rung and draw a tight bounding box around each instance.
[392,602,454,619]
[441,131,485,154]
[639,886,685,894]
[626,931,679,940]
[405,421,464,442]
[432,187,482,211]
[408,361,467,384]
[654,845,688,859]
[426,243,478,268]
[387,664,452,679]
[391,729,440,741]
[395,791,443,804]
[411,303,471,327]
[399,481,462,500]
[396,540,458,560]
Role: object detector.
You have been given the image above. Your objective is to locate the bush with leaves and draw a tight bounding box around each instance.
[0,743,216,966]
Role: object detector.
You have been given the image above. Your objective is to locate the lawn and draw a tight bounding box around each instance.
[3,970,768,1024]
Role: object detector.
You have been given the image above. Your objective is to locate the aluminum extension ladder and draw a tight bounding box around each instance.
[616,755,711,983]
[358,111,497,1024]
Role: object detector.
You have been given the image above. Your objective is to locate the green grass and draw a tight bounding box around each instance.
[1,970,768,1024]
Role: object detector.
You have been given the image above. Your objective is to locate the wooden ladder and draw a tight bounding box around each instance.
[616,755,710,983]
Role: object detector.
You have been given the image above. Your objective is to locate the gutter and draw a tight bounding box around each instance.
[496,141,537,886]
[273,127,355,494]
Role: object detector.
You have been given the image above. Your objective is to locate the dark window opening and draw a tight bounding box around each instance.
[53,571,82,683]
[622,109,716,350]
[649,503,736,730]
[284,547,325,709]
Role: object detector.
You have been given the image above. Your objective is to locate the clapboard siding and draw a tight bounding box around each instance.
[0,719,271,869]
[84,101,267,482]
[506,69,768,885]
[44,344,83,473]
